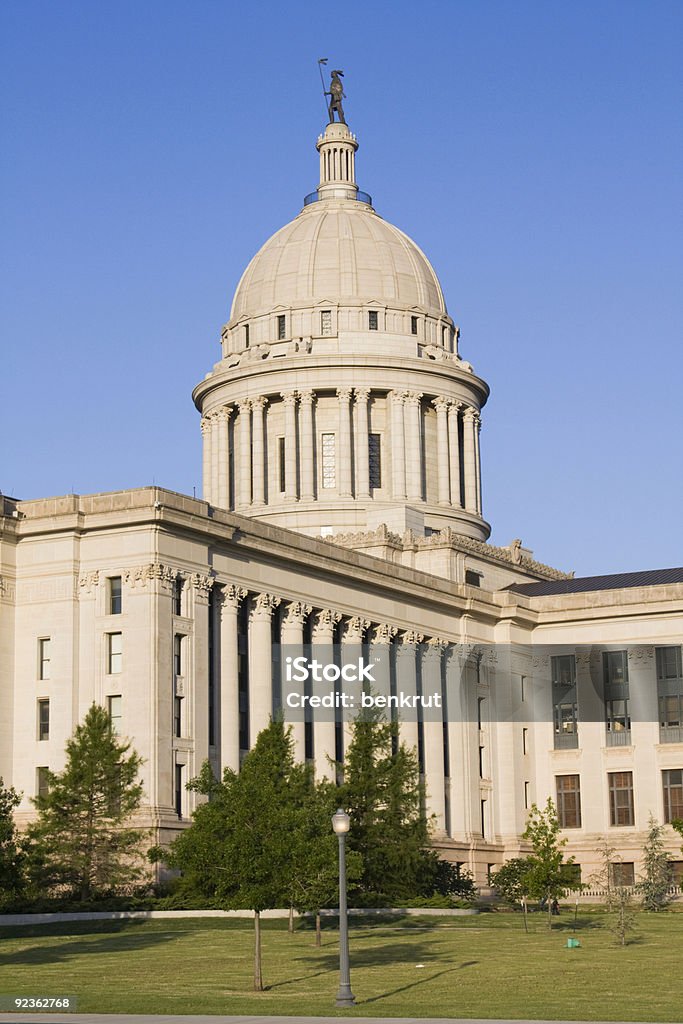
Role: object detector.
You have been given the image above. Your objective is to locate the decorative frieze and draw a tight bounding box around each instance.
[78,570,100,592]
[219,583,248,610]
[283,601,312,626]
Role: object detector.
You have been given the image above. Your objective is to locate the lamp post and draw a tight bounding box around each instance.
[331,807,355,1007]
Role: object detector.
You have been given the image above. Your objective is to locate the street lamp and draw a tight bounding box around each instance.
[331,807,355,1007]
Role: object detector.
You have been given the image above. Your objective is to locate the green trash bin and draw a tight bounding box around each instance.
[566,937,581,948]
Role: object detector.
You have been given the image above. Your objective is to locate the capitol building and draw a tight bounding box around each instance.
[1,105,682,886]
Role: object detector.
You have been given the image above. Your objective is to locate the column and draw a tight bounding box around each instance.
[396,631,423,754]
[251,396,268,506]
[311,609,341,780]
[237,401,252,509]
[201,416,212,504]
[281,601,311,763]
[281,391,298,501]
[299,390,316,501]
[219,583,247,774]
[422,638,447,834]
[354,387,371,498]
[448,401,462,507]
[337,388,353,497]
[217,406,232,509]
[369,623,397,707]
[211,413,221,507]
[390,390,407,500]
[432,397,450,506]
[248,593,281,747]
[404,392,423,501]
[462,406,478,514]
[474,412,482,515]
[340,617,369,757]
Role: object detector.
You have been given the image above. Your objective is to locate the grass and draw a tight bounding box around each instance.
[0,909,681,1019]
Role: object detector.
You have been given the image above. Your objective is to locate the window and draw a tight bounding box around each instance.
[38,699,50,741]
[478,746,484,778]
[175,763,184,817]
[174,695,184,738]
[277,314,286,340]
[663,769,683,823]
[38,638,51,681]
[608,771,634,827]
[610,862,635,887]
[605,699,631,734]
[522,727,529,755]
[465,569,481,587]
[320,310,332,336]
[278,437,286,492]
[107,695,122,734]
[368,433,381,489]
[107,632,122,674]
[524,781,530,809]
[172,578,184,616]
[520,675,526,702]
[656,646,683,742]
[108,576,122,615]
[480,799,486,839]
[556,774,582,828]
[368,310,378,331]
[36,767,50,799]
[477,695,485,728]
[244,323,250,347]
[604,651,630,743]
[321,433,336,489]
[174,634,184,677]
[411,315,418,335]
[552,655,578,748]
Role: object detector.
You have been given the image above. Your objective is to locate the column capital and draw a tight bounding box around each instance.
[426,635,448,652]
[191,572,215,604]
[404,391,423,406]
[370,623,398,644]
[463,405,478,422]
[219,583,248,610]
[238,399,252,414]
[336,386,353,403]
[280,391,298,406]
[251,395,269,412]
[250,592,281,621]
[389,389,408,404]
[311,608,341,639]
[398,630,425,647]
[354,386,371,403]
[299,389,316,407]
[448,400,463,416]
[283,601,312,627]
[200,416,211,435]
[341,616,370,643]
[431,396,450,413]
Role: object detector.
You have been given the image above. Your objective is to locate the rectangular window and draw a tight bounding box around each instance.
[36,767,50,799]
[656,646,683,742]
[277,314,286,340]
[552,654,578,748]
[411,315,418,335]
[480,799,486,839]
[278,436,286,493]
[556,774,582,828]
[175,763,184,817]
[465,569,481,587]
[663,769,683,824]
[108,576,122,615]
[321,432,336,489]
[107,695,122,734]
[368,433,381,489]
[368,310,378,331]
[174,634,184,677]
[174,695,183,738]
[610,862,635,887]
[38,699,50,741]
[521,675,526,702]
[477,695,485,728]
[478,746,484,778]
[244,323,250,347]
[107,632,122,674]
[524,781,530,809]
[173,577,184,617]
[609,771,635,827]
[522,727,529,755]
[604,651,630,744]
[38,638,51,681]
[320,310,332,336]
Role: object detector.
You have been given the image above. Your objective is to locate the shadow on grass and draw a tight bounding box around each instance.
[361,960,478,1005]
[0,920,177,967]
[308,939,450,971]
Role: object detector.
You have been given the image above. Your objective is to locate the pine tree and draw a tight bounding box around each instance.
[638,814,674,911]
[26,704,146,901]
[0,778,27,910]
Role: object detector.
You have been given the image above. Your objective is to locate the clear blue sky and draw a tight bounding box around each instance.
[1,1,681,576]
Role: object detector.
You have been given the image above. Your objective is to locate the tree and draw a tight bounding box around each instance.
[671,818,683,855]
[334,709,433,903]
[638,814,674,911]
[591,838,619,911]
[25,704,147,901]
[491,857,535,932]
[164,720,313,990]
[522,798,579,931]
[610,886,638,947]
[0,778,27,910]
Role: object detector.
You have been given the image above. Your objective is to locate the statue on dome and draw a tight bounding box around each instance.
[326,69,347,125]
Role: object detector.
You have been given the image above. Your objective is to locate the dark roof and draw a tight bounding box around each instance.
[507,566,683,598]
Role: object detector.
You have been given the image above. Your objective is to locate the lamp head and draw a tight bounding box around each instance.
[332,808,351,834]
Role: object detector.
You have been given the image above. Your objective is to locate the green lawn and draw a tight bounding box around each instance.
[0,910,681,1019]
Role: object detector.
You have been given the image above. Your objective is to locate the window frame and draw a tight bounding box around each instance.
[107,694,122,734]
[368,310,378,331]
[38,637,51,681]
[107,632,123,675]
[108,576,122,615]
[38,698,50,741]
[608,771,635,827]
[662,768,683,824]
[556,773,582,829]
[276,314,286,340]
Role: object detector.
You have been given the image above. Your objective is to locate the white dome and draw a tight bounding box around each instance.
[230,200,447,322]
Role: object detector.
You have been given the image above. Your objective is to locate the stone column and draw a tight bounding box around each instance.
[369,623,397,707]
[474,412,482,515]
[354,387,371,498]
[448,401,462,507]
[251,396,268,506]
[281,601,311,763]
[390,390,407,500]
[340,616,369,757]
[219,583,247,774]
[210,413,221,507]
[217,406,232,510]
[299,390,316,501]
[396,631,423,754]
[422,638,447,834]
[337,388,353,497]
[248,593,281,747]
[201,416,212,504]
[281,392,298,501]
[404,392,423,501]
[237,401,252,509]
[311,609,341,780]
[432,397,451,506]
[462,406,478,514]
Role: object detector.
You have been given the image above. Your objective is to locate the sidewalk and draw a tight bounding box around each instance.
[0,1015,666,1024]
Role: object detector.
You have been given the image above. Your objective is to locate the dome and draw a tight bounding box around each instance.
[230,201,447,322]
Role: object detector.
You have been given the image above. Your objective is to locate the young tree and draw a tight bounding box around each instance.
[0,778,27,910]
[491,857,535,932]
[638,814,674,911]
[591,838,620,911]
[164,720,312,990]
[26,704,147,901]
[610,885,638,947]
[522,798,579,931]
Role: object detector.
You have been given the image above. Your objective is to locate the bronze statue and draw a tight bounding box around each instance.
[326,69,346,125]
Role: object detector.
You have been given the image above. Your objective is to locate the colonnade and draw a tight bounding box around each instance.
[201,388,483,516]
[212,585,461,833]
